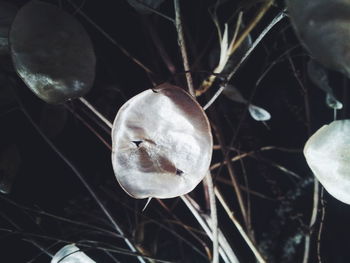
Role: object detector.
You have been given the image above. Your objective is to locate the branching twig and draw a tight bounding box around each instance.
[174,6,220,259]
[181,195,239,263]
[211,120,249,231]
[197,0,276,96]
[285,45,318,263]
[215,188,266,263]
[201,10,286,110]
[18,103,146,263]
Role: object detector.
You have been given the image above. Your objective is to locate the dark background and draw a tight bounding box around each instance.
[1,0,350,262]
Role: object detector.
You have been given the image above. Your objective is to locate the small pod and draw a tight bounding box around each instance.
[111,84,213,199]
[9,1,96,104]
[304,120,350,204]
[51,244,96,263]
[286,0,350,76]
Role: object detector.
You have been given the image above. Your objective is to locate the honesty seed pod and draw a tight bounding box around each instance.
[304,120,350,204]
[51,244,96,263]
[111,84,213,199]
[9,0,96,104]
[286,0,350,77]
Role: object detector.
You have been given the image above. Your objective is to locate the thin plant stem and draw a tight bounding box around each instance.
[215,188,267,263]
[216,179,276,201]
[65,104,112,150]
[180,195,239,263]
[18,105,146,263]
[144,17,177,74]
[101,187,209,260]
[302,179,319,263]
[317,187,325,263]
[67,0,154,75]
[227,10,286,80]
[0,211,54,259]
[157,200,212,259]
[285,46,318,263]
[201,10,286,110]
[0,195,122,239]
[26,241,59,262]
[79,97,113,129]
[1,228,174,262]
[203,85,225,110]
[211,120,249,231]
[227,0,274,65]
[74,97,236,263]
[197,0,276,96]
[173,5,220,259]
[201,12,243,97]
[205,173,219,263]
[23,240,54,259]
[174,0,195,97]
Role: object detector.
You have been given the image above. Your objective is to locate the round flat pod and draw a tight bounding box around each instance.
[111,84,213,199]
[9,0,96,104]
[304,120,350,204]
[286,0,350,77]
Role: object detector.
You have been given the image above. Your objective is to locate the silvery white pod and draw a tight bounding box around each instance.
[51,244,96,263]
[286,0,350,77]
[9,1,96,104]
[304,120,350,204]
[111,84,213,199]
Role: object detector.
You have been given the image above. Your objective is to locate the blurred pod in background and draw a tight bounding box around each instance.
[286,0,350,78]
[9,0,96,104]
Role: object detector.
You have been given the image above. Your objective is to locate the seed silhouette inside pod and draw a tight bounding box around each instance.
[286,0,350,76]
[304,120,350,204]
[9,0,96,104]
[111,84,213,199]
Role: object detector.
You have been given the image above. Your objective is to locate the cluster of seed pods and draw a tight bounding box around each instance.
[7,1,213,199]
[11,0,350,204]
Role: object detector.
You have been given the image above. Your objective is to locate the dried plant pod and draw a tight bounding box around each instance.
[51,244,96,263]
[304,120,350,204]
[111,84,213,199]
[9,0,96,104]
[286,0,350,76]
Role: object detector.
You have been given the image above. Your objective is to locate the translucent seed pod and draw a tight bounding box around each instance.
[111,84,213,199]
[9,0,96,104]
[51,244,96,263]
[304,120,350,204]
[286,0,350,77]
